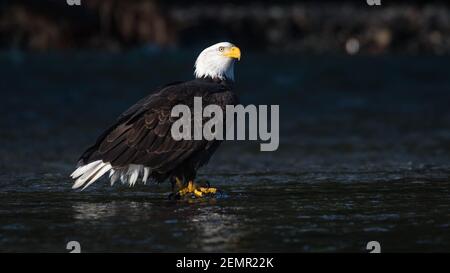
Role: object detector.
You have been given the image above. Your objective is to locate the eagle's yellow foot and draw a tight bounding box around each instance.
[198,186,218,194]
[172,180,219,199]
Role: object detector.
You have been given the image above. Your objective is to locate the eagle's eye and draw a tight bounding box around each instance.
[218,46,225,52]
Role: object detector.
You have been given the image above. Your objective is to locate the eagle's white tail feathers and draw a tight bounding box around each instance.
[128,166,139,186]
[81,163,112,190]
[71,161,151,190]
[70,160,101,180]
[71,160,107,189]
[110,170,120,186]
[142,167,150,184]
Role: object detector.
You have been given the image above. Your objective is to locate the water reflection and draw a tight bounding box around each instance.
[185,206,245,252]
[73,202,117,220]
[72,201,154,221]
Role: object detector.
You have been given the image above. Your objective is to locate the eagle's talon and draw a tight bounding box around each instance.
[171,180,219,199]
[198,186,218,194]
[194,189,203,197]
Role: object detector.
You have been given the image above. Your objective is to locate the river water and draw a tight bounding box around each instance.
[0,51,449,252]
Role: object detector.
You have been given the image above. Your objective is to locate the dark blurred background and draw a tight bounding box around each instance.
[1,0,450,54]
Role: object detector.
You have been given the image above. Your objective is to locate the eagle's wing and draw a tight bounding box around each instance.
[72,80,232,189]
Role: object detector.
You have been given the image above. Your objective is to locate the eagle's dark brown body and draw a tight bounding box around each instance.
[78,77,238,185]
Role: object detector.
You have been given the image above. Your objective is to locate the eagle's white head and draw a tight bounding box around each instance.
[194,42,241,82]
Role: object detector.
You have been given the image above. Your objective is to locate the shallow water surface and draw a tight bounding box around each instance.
[1,172,449,252]
[0,52,449,252]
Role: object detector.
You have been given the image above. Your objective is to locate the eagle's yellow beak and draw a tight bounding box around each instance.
[223,46,241,60]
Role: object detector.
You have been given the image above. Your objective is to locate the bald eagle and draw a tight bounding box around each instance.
[71,42,241,198]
